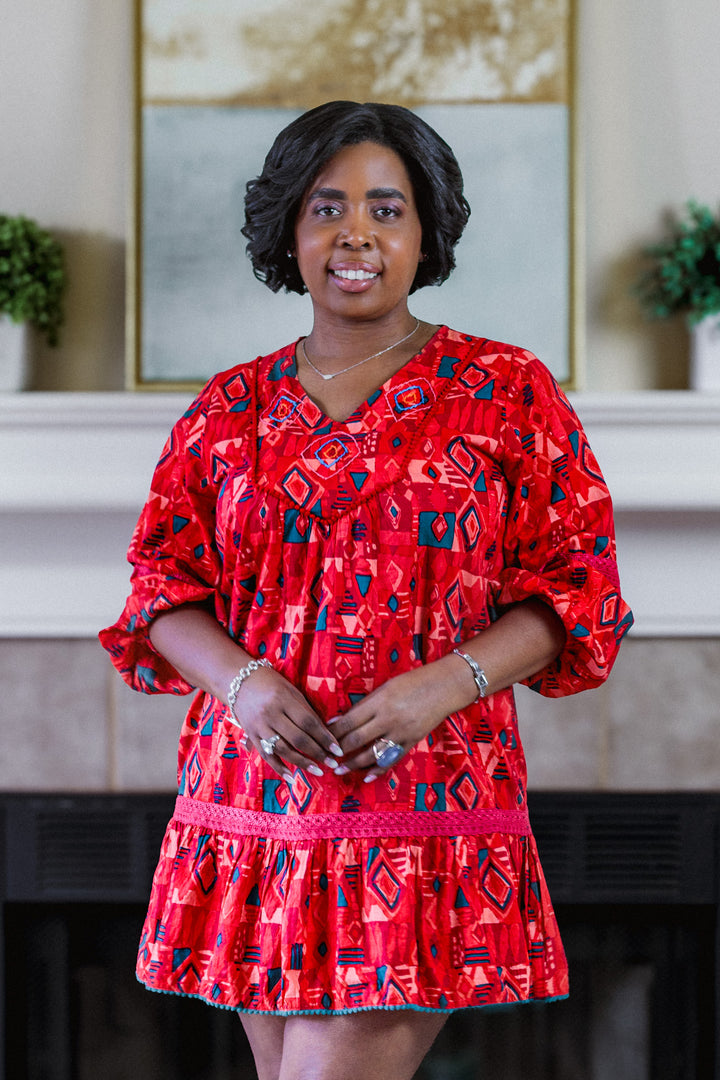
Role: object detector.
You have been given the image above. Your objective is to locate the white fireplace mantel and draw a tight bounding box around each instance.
[1,391,719,637]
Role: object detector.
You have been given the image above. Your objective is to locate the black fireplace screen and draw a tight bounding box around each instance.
[2,793,718,1079]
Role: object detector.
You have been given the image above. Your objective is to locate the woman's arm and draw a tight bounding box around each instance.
[330,599,565,779]
[149,605,344,778]
[446,598,566,700]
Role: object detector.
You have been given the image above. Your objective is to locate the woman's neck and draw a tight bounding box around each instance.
[302,310,421,371]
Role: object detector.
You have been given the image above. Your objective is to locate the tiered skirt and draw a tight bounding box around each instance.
[136,798,569,1014]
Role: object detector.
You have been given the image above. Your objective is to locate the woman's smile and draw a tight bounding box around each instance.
[328,260,380,291]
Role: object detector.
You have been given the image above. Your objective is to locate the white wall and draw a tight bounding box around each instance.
[2,1,720,390]
[581,0,720,389]
[0,1,131,389]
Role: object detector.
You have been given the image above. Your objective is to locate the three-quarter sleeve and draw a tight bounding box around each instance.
[494,351,633,697]
[99,384,225,695]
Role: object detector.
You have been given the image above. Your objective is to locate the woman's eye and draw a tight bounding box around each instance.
[374,205,401,219]
[314,204,341,217]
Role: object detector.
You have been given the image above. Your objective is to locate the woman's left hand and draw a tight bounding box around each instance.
[331,602,565,779]
[329,656,475,780]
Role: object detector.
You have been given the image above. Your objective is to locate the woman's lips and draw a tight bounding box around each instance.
[329,264,379,291]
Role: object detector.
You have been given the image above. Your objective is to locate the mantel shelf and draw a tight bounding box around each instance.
[3,390,719,513]
[1,391,719,637]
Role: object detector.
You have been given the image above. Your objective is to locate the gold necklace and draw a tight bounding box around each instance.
[299,319,420,381]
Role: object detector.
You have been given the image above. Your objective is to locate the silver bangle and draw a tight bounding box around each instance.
[227,658,273,726]
[452,648,489,702]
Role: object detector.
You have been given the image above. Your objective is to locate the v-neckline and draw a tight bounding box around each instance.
[286,325,447,427]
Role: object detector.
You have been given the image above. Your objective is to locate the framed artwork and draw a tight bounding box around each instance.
[131,0,578,389]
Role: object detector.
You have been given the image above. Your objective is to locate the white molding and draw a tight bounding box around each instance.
[1,391,719,638]
[570,392,720,512]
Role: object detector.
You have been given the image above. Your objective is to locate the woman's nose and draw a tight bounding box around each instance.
[340,234,372,249]
[338,211,373,248]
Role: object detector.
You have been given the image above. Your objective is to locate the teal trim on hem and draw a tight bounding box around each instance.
[137,976,568,1017]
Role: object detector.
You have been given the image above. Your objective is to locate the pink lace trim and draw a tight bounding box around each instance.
[572,552,621,590]
[173,795,531,840]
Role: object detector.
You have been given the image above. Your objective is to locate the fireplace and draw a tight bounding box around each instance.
[2,792,718,1079]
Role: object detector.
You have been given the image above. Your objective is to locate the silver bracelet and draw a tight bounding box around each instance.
[227,658,273,726]
[452,648,489,702]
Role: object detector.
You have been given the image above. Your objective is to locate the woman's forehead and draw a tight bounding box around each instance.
[307,141,415,195]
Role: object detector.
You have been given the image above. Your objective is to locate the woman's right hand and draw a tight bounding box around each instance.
[148,604,344,781]
[228,665,345,780]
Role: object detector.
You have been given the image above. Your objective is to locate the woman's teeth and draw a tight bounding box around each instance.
[333,269,378,280]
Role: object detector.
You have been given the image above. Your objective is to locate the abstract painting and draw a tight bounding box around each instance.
[132,0,576,387]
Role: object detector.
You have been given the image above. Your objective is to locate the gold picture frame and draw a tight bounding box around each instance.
[129,0,580,391]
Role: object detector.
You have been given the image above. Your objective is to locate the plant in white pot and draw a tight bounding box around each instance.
[634,200,720,390]
[0,214,66,390]
[635,200,720,391]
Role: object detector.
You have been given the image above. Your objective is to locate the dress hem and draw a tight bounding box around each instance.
[137,977,568,1017]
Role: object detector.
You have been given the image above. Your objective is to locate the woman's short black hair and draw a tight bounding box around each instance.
[242,101,471,295]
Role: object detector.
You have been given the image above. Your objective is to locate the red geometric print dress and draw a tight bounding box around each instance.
[100,326,632,1015]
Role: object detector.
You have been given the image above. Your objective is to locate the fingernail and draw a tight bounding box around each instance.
[363,773,378,784]
[324,757,340,770]
[308,764,324,777]
[328,741,344,757]
[328,716,342,726]
[283,772,294,783]
[335,765,350,776]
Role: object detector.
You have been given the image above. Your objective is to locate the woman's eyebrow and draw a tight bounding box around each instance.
[308,187,345,202]
[307,186,408,203]
[366,187,407,202]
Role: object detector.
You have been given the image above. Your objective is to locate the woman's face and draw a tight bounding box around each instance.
[293,141,424,326]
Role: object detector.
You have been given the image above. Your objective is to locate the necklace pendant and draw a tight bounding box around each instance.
[321,371,335,381]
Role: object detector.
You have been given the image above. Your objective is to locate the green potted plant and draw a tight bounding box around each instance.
[635,200,720,390]
[0,214,66,389]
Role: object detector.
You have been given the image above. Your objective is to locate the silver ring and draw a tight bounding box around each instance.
[372,738,404,769]
[260,734,281,757]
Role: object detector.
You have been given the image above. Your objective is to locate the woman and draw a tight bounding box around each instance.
[101,101,632,1079]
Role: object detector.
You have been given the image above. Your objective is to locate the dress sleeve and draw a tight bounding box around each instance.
[99,382,225,695]
[494,350,633,697]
